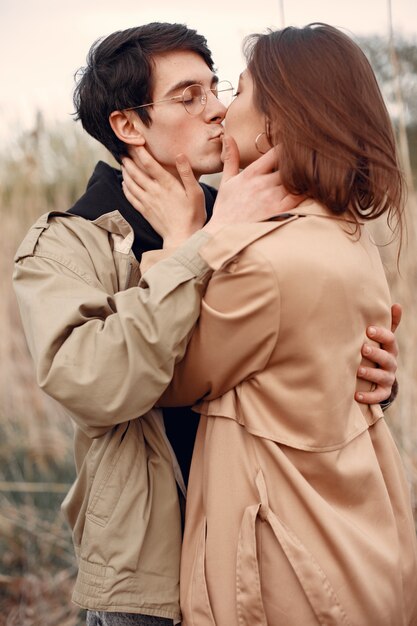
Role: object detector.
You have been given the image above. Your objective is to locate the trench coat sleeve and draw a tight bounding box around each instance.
[159,245,280,407]
[13,224,212,438]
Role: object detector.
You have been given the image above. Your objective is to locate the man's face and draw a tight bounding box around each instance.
[135,50,226,179]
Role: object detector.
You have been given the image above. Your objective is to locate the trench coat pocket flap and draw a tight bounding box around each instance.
[185,518,216,626]
[236,470,353,626]
[236,504,268,625]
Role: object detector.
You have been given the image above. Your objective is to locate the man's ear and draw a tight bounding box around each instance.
[109,110,146,147]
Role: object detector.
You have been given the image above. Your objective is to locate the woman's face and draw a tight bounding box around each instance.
[224,69,268,168]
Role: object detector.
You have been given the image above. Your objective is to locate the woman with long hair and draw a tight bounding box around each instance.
[125,23,417,625]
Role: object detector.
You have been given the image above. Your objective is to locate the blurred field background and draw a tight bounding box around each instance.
[0,119,113,625]
[0,34,416,626]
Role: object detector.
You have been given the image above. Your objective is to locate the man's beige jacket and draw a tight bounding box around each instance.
[13,210,211,621]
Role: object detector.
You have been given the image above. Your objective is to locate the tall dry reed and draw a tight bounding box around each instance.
[0,116,111,624]
[371,187,417,520]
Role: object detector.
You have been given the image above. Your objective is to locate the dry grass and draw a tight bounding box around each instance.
[0,117,110,624]
[0,115,416,624]
[371,188,417,520]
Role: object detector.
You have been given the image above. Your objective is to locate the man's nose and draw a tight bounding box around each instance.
[204,91,227,123]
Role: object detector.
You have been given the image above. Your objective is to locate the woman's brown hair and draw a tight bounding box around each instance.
[245,23,404,235]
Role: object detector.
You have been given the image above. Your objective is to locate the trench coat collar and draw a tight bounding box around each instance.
[283,198,364,225]
[200,199,363,272]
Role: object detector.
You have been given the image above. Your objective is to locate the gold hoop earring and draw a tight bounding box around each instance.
[255,132,269,154]
[255,120,272,154]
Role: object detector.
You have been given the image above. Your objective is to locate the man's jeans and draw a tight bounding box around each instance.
[86,611,174,626]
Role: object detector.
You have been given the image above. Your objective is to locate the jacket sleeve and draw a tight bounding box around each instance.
[158,244,280,408]
[13,220,212,438]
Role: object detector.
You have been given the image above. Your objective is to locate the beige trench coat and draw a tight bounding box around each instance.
[160,201,417,626]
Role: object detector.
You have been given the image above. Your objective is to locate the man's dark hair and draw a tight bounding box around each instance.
[73,22,214,163]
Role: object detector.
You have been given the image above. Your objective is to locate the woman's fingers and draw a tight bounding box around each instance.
[243,145,279,177]
[366,325,399,358]
[390,303,402,333]
[220,136,240,184]
[356,328,398,405]
[129,145,171,182]
[176,154,205,208]
[121,164,147,211]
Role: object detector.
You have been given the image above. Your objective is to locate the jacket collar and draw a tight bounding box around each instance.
[92,210,135,255]
[91,209,134,238]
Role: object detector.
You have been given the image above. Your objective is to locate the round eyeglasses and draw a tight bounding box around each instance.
[124,80,234,116]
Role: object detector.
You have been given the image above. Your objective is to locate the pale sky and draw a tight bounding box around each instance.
[1,0,416,145]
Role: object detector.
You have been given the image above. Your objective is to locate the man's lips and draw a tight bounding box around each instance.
[209,131,224,141]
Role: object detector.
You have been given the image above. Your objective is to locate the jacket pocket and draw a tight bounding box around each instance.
[86,420,141,526]
[183,518,216,626]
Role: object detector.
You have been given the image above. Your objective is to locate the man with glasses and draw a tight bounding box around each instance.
[13,22,400,626]
[124,81,234,116]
